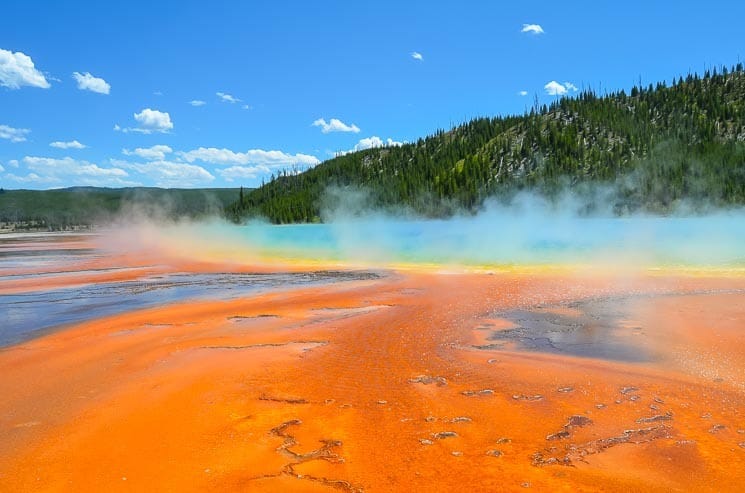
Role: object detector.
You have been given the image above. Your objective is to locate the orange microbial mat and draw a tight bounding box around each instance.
[1,232,745,492]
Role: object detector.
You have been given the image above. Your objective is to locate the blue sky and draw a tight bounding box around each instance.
[1,0,743,189]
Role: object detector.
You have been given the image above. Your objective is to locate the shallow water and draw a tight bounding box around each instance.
[209,215,745,267]
[2,230,745,491]
[482,300,650,362]
[0,233,380,346]
[1,271,378,347]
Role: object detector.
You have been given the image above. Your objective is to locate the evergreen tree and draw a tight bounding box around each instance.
[228,64,745,223]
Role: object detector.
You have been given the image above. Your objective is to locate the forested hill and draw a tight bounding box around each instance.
[0,187,241,231]
[229,64,745,223]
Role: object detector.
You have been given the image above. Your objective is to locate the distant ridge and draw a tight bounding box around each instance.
[229,64,745,223]
[0,187,242,231]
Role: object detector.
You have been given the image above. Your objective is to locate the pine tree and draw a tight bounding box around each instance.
[228,65,745,223]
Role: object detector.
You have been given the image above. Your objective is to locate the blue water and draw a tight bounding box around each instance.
[0,271,377,347]
[222,214,745,267]
[4,213,744,346]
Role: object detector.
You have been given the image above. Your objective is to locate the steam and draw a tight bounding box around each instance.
[320,189,745,269]
[97,186,745,272]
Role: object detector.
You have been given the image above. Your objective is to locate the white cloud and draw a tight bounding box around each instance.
[50,140,87,149]
[24,156,127,177]
[544,80,578,96]
[110,146,324,184]
[154,91,163,96]
[312,118,360,134]
[338,136,405,156]
[521,24,544,35]
[0,48,50,89]
[218,165,271,182]
[354,136,404,151]
[189,100,206,106]
[242,104,252,110]
[4,172,59,185]
[544,81,566,96]
[113,159,214,187]
[116,108,173,134]
[72,71,110,94]
[7,159,19,168]
[0,163,4,172]
[122,144,173,160]
[0,124,30,143]
[216,92,241,103]
[19,156,138,187]
[518,90,528,96]
[179,147,320,168]
[134,108,173,132]
[411,51,423,61]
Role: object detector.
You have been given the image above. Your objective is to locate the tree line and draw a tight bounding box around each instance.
[227,64,745,222]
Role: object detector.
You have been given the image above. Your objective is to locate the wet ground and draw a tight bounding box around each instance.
[1,232,745,492]
[478,299,651,362]
[475,290,744,363]
[0,233,99,270]
[1,271,379,346]
[0,233,379,345]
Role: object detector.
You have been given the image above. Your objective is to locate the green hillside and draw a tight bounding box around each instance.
[229,64,745,223]
[0,187,241,231]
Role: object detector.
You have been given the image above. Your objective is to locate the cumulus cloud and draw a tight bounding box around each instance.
[355,136,403,150]
[115,108,173,134]
[4,172,59,185]
[24,156,127,177]
[544,80,578,96]
[134,109,173,132]
[0,163,4,172]
[18,156,138,186]
[337,136,405,156]
[122,144,173,160]
[218,165,271,182]
[216,92,241,103]
[0,124,30,143]
[518,90,528,96]
[411,51,423,61]
[544,81,566,96]
[0,48,50,89]
[521,24,544,35]
[50,140,87,149]
[189,100,206,106]
[219,164,308,182]
[112,159,214,187]
[72,71,110,94]
[312,118,360,134]
[179,147,320,168]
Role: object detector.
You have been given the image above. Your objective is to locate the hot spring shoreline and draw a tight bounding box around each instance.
[1,232,745,491]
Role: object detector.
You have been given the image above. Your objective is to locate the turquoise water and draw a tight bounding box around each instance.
[221,214,745,268]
